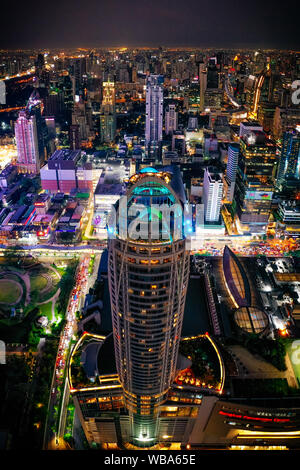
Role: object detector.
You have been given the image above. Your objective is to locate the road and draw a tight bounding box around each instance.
[0,233,298,259]
[43,253,98,449]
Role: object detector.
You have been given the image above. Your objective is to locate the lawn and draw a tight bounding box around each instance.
[39,301,53,321]
[0,279,22,304]
[30,275,48,292]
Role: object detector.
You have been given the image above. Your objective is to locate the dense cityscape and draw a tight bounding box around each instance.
[0,43,300,457]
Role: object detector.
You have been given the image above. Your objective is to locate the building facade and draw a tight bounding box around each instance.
[203,168,223,223]
[14,110,40,174]
[145,75,164,154]
[108,167,190,447]
[276,130,300,188]
[234,131,277,233]
[165,103,178,135]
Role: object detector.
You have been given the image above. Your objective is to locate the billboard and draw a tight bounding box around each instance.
[245,190,273,201]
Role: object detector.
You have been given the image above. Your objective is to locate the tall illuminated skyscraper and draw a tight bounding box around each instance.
[108,166,190,447]
[199,63,207,112]
[206,58,219,89]
[165,103,177,135]
[227,144,240,184]
[234,131,277,232]
[102,79,115,107]
[203,167,223,223]
[100,79,116,143]
[145,75,164,156]
[276,129,300,188]
[15,110,40,174]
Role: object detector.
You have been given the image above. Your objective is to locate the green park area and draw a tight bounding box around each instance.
[0,256,78,348]
[0,254,79,448]
[0,279,22,304]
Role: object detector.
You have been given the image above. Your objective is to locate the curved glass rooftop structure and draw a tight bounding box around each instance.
[114,167,185,244]
[222,245,251,308]
[234,306,269,335]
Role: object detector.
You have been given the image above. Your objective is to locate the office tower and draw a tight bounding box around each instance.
[69,124,80,150]
[187,115,198,130]
[14,110,40,174]
[59,75,74,125]
[108,166,190,447]
[234,131,277,232]
[35,53,45,78]
[225,143,240,202]
[26,88,50,164]
[102,79,115,106]
[206,58,219,89]
[72,100,92,143]
[187,82,200,110]
[100,80,116,143]
[165,103,177,135]
[227,143,240,183]
[43,91,65,119]
[257,102,277,133]
[203,167,223,223]
[100,113,116,143]
[273,107,300,140]
[199,63,207,112]
[276,130,300,187]
[73,57,87,96]
[145,75,164,153]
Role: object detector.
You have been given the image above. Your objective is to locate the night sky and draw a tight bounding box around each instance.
[1,0,299,50]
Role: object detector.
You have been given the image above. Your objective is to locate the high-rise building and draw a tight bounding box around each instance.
[100,80,116,143]
[225,143,240,202]
[203,167,223,223]
[234,131,277,232]
[145,75,164,154]
[59,75,74,125]
[199,63,207,112]
[14,110,40,174]
[69,124,80,150]
[273,107,300,140]
[226,143,239,177]
[108,166,190,447]
[102,80,115,107]
[35,53,45,78]
[206,58,219,89]
[276,130,300,187]
[164,103,177,135]
[187,115,198,130]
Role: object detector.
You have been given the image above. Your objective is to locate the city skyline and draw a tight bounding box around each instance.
[0,17,300,454]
